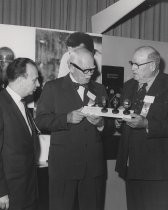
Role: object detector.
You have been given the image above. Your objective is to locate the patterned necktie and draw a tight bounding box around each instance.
[21,98,41,135]
[132,83,147,114]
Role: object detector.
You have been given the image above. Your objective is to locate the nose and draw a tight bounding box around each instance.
[85,73,92,80]
[87,72,92,77]
[0,61,6,69]
[131,64,138,72]
[88,70,94,76]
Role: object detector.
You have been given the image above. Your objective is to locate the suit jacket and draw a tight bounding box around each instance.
[36,74,106,179]
[0,90,38,210]
[116,73,168,180]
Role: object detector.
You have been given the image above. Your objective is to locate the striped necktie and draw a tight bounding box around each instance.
[21,98,41,135]
[132,83,147,114]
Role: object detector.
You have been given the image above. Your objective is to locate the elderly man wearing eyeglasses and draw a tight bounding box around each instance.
[35,47,107,210]
[116,45,168,210]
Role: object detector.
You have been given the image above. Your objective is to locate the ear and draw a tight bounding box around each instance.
[14,76,23,86]
[67,58,71,69]
[17,73,28,83]
[67,52,73,71]
[68,62,75,74]
[150,62,156,72]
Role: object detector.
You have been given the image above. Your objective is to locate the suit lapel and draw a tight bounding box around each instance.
[126,75,163,102]
[62,75,84,110]
[3,90,32,137]
[84,82,96,105]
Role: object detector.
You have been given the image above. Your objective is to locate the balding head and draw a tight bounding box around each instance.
[0,47,15,86]
[131,46,160,83]
[134,46,160,71]
[68,48,95,84]
[0,47,15,62]
[69,47,94,66]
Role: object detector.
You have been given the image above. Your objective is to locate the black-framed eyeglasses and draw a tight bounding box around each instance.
[70,62,95,74]
[129,60,154,69]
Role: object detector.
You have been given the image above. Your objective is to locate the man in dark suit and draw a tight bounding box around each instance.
[35,48,106,210]
[116,46,168,210]
[0,58,40,210]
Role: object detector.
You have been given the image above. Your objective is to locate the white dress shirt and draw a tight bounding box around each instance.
[6,86,32,134]
[69,73,85,101]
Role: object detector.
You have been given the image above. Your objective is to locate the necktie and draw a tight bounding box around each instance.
[21,99,41,135]
[73,82,89,103]
[73,82,88,90]
[132,83,147,114]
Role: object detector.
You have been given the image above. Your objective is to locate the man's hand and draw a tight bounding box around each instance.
[115,118,123,129]
[67,108,85,124]
[86,115,104,127]
[0,195,9,210]
[123,113,148,129]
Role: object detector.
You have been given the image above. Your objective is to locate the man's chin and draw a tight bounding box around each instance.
[85,78,91,83]
[29,90,35,95]
[133,75,139,81]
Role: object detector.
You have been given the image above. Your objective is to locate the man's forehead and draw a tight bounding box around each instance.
[133,50,149,61]
[70,50,94,66]
[134,47,155,59]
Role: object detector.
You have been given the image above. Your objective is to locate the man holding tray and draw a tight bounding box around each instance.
[36,47,107,210]
[116,46,168,210]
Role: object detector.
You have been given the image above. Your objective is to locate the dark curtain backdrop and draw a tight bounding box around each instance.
[0,0,168,42]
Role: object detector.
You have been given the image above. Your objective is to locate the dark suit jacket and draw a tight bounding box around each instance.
[116,73,168,180]
[0,90,38,210]
[36,74,106,180]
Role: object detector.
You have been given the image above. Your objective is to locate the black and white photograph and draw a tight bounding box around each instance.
[0,1,168,210]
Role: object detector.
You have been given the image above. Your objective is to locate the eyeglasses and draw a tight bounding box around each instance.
[70,62,95,74]
[0,59,13,63]
[129,60,154,69]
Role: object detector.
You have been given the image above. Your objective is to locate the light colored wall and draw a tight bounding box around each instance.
[102,35,168,210]
[102,35,168,82]
[0,24,35,60]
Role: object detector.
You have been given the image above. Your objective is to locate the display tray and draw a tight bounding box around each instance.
[81,106,132,119]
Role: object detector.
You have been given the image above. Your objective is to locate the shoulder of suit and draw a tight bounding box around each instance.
[0,89,7,98]
[157,73,168,87]
[44,77,64,87]
[124,78,135,87]
[159,73,168,81]
[90,81,105,88]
